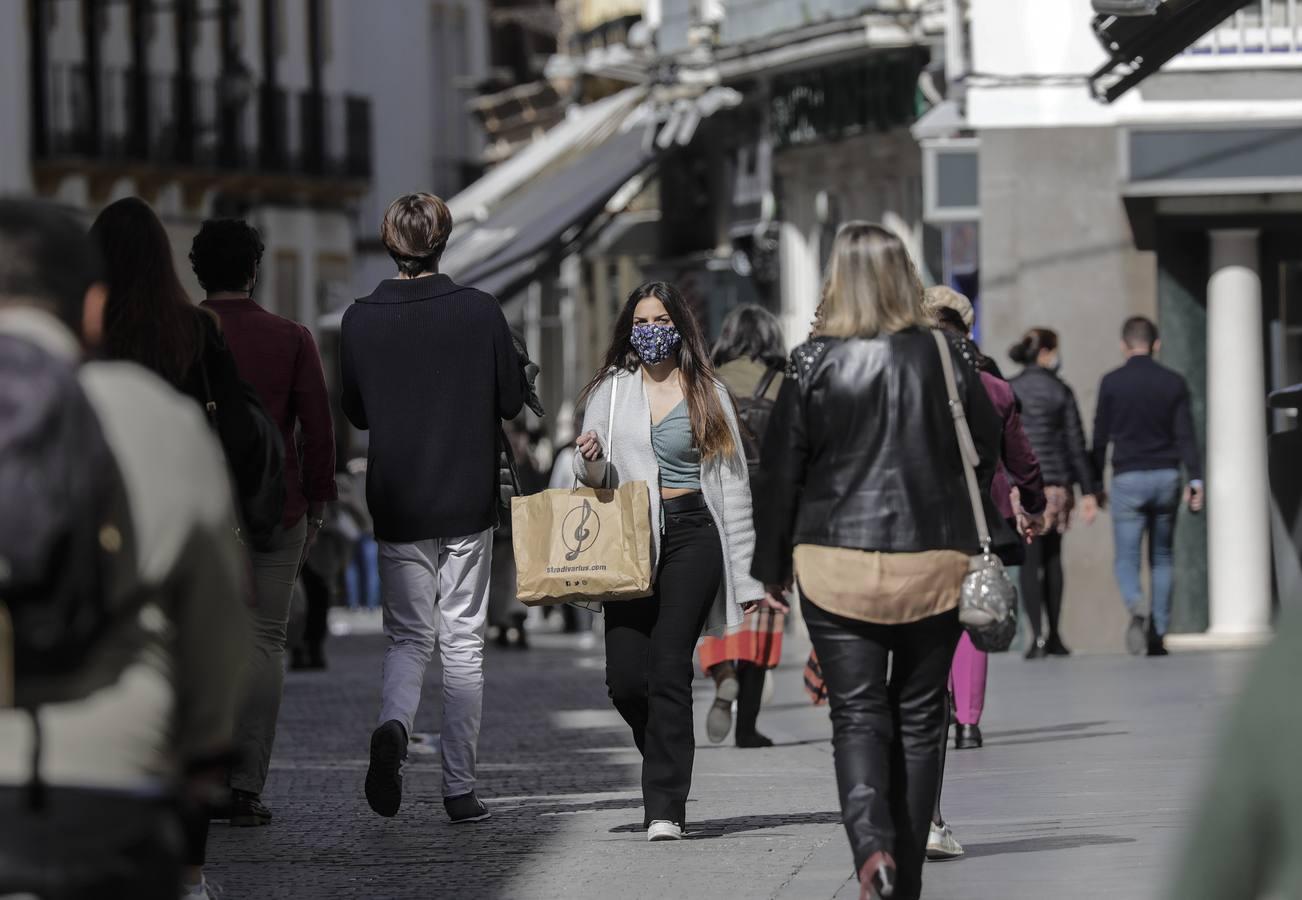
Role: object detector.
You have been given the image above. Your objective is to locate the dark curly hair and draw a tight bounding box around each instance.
[189,218,265,293]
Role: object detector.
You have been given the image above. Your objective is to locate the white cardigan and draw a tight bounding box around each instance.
[574,368,763,630]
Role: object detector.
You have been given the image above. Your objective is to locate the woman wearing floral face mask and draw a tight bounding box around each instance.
[574,282,772,842]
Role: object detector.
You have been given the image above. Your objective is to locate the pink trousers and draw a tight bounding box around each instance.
[947,632,988,726]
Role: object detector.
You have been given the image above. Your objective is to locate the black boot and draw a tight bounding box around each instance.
[734,664,773,748]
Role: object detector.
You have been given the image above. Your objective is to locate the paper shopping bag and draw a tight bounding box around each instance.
[511,482,654,606]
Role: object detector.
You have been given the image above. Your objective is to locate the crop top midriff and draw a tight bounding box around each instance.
[651,400,701,491]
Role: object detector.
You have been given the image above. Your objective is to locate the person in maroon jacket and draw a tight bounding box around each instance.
[924,289,1046,861]
[191,219,337,827]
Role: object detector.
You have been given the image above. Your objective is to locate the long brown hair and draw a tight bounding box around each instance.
[579,281,737,461]
[90,197,204,386]
[814,221,928,338]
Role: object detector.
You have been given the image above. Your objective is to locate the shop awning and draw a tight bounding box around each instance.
[441,125,660,302]
[1089,0,1255,103]
[447,87,648,227]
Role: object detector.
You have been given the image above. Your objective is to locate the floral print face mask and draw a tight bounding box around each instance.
[630,324,682,365]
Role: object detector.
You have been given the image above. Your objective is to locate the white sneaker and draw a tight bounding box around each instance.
[647,820,685,841]
[926,821,965,861]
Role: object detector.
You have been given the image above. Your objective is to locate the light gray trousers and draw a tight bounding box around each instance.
[230,517,308,795]
[378,529,492,798]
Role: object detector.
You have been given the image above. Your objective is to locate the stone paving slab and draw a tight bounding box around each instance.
[206,628,1256,900]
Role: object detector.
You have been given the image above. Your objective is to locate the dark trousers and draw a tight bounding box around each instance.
[0,787,182,900]
[1020,532,1064,642]
[604,499,722,827]
[301,565,331,654]
[803,597,961,900]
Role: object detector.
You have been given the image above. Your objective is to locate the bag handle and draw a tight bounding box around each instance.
[197,356,218,426]
[931,330,991,553]
[605,373,618,481]
[752,363,780,401]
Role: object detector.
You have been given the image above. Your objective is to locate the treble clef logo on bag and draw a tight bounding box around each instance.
[562,499,601,561]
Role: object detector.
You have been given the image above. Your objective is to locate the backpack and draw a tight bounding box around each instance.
[735,365,782,477]
[0,334,137,693]
[196,355,287,553]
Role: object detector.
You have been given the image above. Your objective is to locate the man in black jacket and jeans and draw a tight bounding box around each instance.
[1092,316,1204,656]
[341,193,527,825]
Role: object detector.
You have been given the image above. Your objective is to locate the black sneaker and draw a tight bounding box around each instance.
[1125,616,1148,656]
[365,720,408,818]
[229,790,273,827]
[444,791,491,824]
[1147,634,1169,657]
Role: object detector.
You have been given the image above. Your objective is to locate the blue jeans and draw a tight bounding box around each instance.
[1110,469,1182,636]
[347,536,381,610]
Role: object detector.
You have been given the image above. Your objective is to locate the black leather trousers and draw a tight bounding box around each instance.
[803,596,961,900]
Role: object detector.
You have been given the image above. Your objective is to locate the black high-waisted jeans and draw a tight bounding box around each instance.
[803,595,961,900]
[604,494,723,827]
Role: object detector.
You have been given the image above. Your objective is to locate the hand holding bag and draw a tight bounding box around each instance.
[511,374,655,605]
[932,330,1018,652]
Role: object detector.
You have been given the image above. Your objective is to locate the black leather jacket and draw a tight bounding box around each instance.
[752,328,1009,587]
[1007,365,1096,493]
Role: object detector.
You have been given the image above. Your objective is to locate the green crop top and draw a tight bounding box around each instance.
[651,400,701,491]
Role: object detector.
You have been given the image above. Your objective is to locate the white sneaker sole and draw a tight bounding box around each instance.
[449,811,492,824]
[648,831,684,841]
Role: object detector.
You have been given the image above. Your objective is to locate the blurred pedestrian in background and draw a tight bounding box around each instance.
[341,456,381,611]
[1092,316,1204,656]
[923,287,1045,862]
[191,217,337,824]
[0,198,247,900]
[342,193,526,825]
[90,197,287,884]
[574,281,767,842]
[754,223,1005,900]
[490,420,544,649]
[699,304,790,749]
[1008,327,1100,659]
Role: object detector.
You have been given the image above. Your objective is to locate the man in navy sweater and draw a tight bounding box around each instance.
[341,193,526,825]
[1092,316,1204,657]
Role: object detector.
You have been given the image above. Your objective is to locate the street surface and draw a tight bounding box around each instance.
[208,618,1255,900]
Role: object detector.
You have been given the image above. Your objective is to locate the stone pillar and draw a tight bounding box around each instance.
[778,218,819,349]
[1207,228,1272,635]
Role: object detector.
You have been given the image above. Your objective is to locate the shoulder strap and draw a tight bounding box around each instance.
[932,330,991,552]
[606,372,619,475]
[197,355,217,425]
[753,363,780,400]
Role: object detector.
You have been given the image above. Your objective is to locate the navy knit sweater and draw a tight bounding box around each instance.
[340,275,526,542]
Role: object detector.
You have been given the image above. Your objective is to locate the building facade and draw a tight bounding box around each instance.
[958,0,1302,645]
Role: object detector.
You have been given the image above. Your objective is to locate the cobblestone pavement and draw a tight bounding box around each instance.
[207,622,1255,900]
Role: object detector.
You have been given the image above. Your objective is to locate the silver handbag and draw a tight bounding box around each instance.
[932,331,1018,653]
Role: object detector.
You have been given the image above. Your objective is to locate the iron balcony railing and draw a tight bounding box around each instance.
[1185,0,1302,55]
[35,63,373,180]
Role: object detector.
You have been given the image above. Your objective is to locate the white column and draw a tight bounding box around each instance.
[778,219,820,349]
[1207,228,1272,635]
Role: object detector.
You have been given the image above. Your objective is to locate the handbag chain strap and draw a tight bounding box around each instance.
[931,330,992,554]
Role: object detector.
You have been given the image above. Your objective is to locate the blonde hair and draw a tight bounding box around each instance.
[815,222,928,339]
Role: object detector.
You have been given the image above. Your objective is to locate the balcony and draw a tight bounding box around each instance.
[1176,0,1302,63]
[33,63,372,193]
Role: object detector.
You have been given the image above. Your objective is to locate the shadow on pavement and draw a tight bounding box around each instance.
[984,730,1129,748]
[981,721,1111,739]
[961,833,1137,858]
[610,810,842,837]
